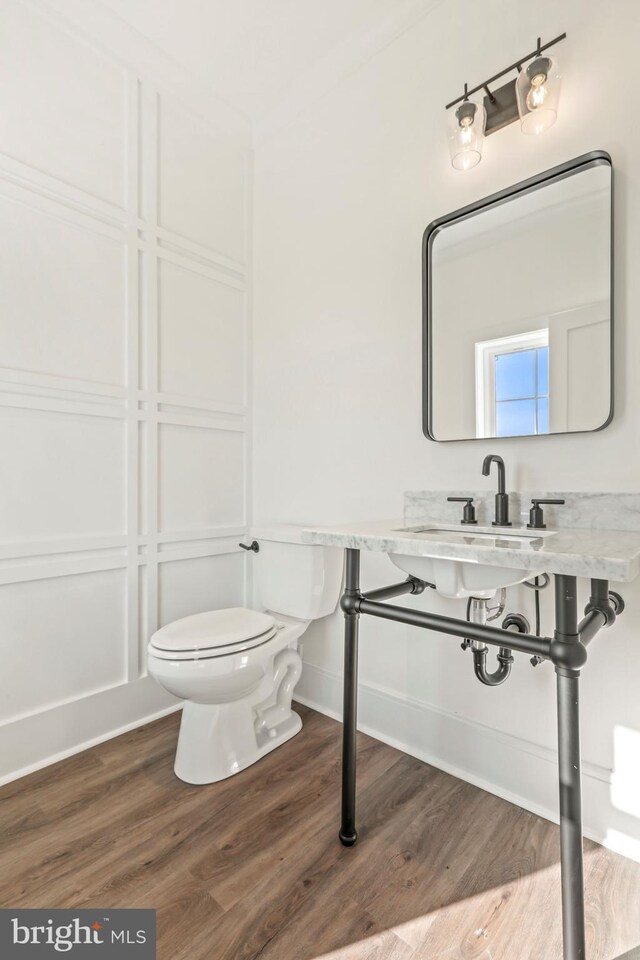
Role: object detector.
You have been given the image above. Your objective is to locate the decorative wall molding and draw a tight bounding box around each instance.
[156,229,246,282]
[0,158,128,235]
[0,0,252,780]
[26,0,251,141]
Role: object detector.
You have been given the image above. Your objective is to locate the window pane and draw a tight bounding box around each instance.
[495,350,536,401]
[496,399,536,436]
[537,397,549,434]
[538,346,549,395]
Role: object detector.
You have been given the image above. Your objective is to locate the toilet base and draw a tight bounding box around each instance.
[174,699,303,785]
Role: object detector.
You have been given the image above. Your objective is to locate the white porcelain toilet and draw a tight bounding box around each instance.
[147,528,343,784]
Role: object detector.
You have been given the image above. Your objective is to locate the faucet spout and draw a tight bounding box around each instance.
[482,455,511,526]
[482,454,506,493]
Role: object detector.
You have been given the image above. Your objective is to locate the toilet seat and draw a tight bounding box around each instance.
[149,607,278,661]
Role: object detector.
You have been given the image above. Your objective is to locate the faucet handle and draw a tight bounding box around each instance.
[527,499,565,530]
[447,497,478,526]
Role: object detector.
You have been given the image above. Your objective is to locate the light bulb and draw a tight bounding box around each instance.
[516,54,561,135]
[448,99,485,171]
[526,73,548,110]
[460,122,473,145]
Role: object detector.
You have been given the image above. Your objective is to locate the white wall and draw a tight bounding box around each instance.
[253,0,640,860]
[0,0,252,781]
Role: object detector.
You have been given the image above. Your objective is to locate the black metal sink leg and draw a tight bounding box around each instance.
[554,574,586,960]
[339,548,360,846]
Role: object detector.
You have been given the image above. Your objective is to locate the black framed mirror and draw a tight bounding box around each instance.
[422,151,613,442]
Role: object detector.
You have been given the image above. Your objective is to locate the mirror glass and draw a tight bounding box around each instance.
[424,155,612,441]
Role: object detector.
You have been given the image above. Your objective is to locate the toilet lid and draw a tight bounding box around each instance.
[149,607,276,655]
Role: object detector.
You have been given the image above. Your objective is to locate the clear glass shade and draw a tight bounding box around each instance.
[448,99,486,171]
[516,54,561,135]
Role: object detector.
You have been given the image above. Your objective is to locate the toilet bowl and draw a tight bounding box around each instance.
[147,529,343,784]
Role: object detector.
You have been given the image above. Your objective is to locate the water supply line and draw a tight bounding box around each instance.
[523,573,551,666]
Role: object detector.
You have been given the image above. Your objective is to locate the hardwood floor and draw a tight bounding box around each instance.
[1,705,639,960]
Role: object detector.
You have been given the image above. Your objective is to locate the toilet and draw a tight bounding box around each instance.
[147,528,343,784]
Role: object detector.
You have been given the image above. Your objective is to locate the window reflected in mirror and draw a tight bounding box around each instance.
[425,155,612,441]
[476,331,549,437]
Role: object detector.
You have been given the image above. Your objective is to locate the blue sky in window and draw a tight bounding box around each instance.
[495,346,549,436]
[496,399,536,436]
[495,349,536,400]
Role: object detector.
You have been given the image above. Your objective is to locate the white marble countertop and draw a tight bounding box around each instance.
[302,519,640,582]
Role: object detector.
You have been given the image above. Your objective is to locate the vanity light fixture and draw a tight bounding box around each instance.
[445,33,566,170]
[516,50,562,135]
[448,86,486,171]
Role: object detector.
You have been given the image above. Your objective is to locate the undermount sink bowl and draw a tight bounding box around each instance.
[389,524,553,599]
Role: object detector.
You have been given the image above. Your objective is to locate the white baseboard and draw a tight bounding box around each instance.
[296,661,640,864]
[0,677,180,786]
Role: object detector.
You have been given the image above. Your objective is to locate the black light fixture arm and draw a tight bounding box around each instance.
[445,32,567,110]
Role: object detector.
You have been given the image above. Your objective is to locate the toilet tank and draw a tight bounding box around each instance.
[252,526,343,621]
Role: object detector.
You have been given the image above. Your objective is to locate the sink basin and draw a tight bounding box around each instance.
[389,523,551,599]
[402,526,545,543]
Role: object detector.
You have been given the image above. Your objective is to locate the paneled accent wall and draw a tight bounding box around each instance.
[0,0,251,781]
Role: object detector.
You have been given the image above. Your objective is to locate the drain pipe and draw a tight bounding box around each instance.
[473,645,514,686]
[469,599,525,687]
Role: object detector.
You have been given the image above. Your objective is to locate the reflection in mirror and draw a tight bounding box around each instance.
[425,154,612,441]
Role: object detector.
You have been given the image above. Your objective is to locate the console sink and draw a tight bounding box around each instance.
[389,523,553,599]
[303,513,640,586]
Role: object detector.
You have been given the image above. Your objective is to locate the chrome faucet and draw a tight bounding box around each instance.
[482,454,512,527]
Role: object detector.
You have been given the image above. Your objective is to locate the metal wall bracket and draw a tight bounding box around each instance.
[484,79,519,136]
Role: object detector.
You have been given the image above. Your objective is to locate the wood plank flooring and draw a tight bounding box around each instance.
[0,705,639,960]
